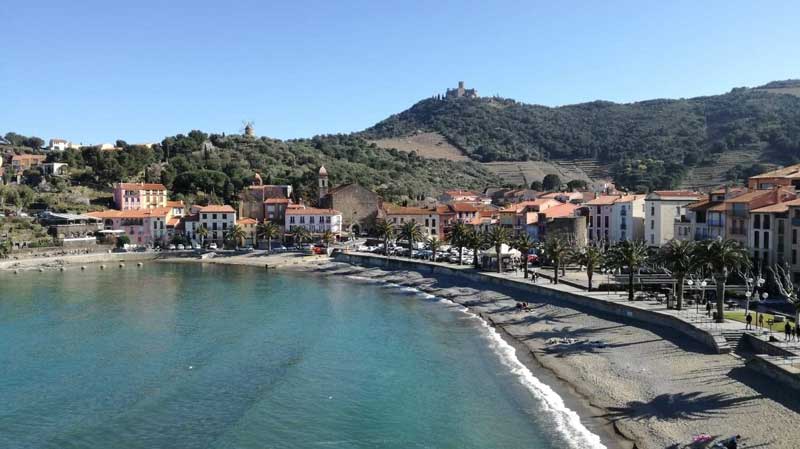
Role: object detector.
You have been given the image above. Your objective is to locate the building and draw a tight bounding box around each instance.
[236,217,258,246]
[10,154,46,173]
[644,191,702,247]
[198,205,237,245]
[383,205,440,238]
[318,166,329,200]
[41,162,68,176]
[38,212,103,239]
[48,139,69,152]
[535,203,581,242]
[319,183,382,235]
[166,200,185,217]
[88,207,173,247]
[586,194,645,244]
[498,199,560,237]
[445,81,479,99]
[285,206,342,235]
[747,163,800,190]
[238,174,292,222]
[439,189,484,204]
[113,182,168,211]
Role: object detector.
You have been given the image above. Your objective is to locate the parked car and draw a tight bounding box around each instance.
[208,243,217,250]
[177,244,185,250]
[168,244,176,250]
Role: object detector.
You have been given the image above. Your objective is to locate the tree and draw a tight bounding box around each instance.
[374,220,395,256]
[448,222,468,265]
[607,240,651,301]
[571,244,605,291]
[22,136,44,149]
[399,221,425,255]
[769,263,800,326]
[657,240,700,310]
[513,234,535,278]
[196,225,209,247]
[226,224,247,248]
[542,233,571,284]
[257,221,281,252]
[698,238,751,322]
[485,226,510,273]
[566,179,588,191]
[291,226,312,245]
[426,236,444,261]
[116,235,131,249]
[0,239,11,259]
[321,230,335,246]
[530,180,543,191]
[464,229,485,268]
[542,174,561,191]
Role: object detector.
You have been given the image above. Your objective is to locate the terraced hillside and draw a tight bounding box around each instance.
[369,132,468,161]
[483,160,593,187]
[679,149,773,190]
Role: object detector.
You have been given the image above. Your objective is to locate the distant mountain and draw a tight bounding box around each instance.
[361,81,800,190]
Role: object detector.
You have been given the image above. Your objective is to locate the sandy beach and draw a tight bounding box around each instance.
[6,250,799,448]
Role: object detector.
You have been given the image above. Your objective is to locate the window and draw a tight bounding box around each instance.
[290,216,295,224]
[650,234,654,244]
[650,220,654,230]
[754,231,760,248]
[202,214,207,220]
[754,215,761,229]
[310,216,315,224]
[425,218,429,227]
[431,219,436,227]
[222,223,227,230]
[212,223,218,231]
[604,216,609,228]
[596,216,600,227]
[221,214,227,220]
[650,206,655,216]
[793,229,797,245]
[793,250,797,265]
[620,206,627,216]
[764,231,770,249]
[300,216,305,224]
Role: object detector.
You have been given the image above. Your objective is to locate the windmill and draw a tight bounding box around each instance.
[241,120,255,137]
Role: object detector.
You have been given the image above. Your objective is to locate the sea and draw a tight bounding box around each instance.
[0,263,606,449]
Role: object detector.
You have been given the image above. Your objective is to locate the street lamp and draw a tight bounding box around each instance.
[685,279,694,311]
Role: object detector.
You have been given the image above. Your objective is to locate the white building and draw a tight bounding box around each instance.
[586,194,645,244]
[198,205,237,244]
[48,138,69,151]
[285,206,342,235]
[383,205,440,238]
[644,191,702,247]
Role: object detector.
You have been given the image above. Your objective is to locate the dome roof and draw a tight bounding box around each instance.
[318,165,328,176]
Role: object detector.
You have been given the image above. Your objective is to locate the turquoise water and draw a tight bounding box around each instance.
[0,264,602,449]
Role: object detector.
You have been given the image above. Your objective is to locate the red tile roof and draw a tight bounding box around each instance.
[541,203,579,218]
[88,207,172,219]
[384,205,436,215]
[116,182,167,190]
[585,195,621,206]
[199,205,236,213]
[264,198,290,204]
[166,200,184,208]
[449,202,478,212]
[237,218,258,225]
[285,207,341,216]
[651,190,702,198]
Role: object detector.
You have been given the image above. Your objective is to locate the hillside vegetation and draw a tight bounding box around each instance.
[44,133,500,205]
[362,82,800,190]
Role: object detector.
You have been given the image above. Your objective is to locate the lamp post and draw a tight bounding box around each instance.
[685,279,693,312]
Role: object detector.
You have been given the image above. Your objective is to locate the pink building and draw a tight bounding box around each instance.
[113,182,168,210]
[88,206,173,246]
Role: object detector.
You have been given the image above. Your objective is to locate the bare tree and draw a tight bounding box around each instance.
[769,263,800,326]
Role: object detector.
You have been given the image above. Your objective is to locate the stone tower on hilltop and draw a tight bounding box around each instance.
[318,165,329,200]
[445,81,479,99]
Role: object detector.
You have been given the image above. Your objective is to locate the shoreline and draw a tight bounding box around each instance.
[6,251,799,448]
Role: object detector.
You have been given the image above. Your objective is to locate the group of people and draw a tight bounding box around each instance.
[515,302,534,312]
[744,312,799,341]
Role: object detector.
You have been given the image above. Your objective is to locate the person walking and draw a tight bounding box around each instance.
[745,312,753,330]
[758,313,764,329]
[706,301,713,317]
[784,321,792,341]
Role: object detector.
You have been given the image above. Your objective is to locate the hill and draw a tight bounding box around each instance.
[43,133,501,205]
[361,81,800,190]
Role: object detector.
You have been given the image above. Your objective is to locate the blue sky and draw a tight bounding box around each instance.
[2,0,799,144]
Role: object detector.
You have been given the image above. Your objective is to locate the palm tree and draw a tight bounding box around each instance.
[227,224,247,248]
[542,233,571,284]
[698,238,751,322]
[426,236,444,261]
[607,240,650,302]
[374,220,395,256]
[321,230,335,246]
[257,221,281,252]
[291,226,312,246]
[513,234,535,278]
[658,240,699,310]
[485,226,510,273]
[464,229,484,268]
[196,225,209,247]
[572,244,605,291]
[448,223,468,265]
[399,221,425,257]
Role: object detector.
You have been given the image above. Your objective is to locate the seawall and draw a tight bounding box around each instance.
[333,253,727,354]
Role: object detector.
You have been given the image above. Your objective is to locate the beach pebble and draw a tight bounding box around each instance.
[100,265,106,269]
[81,266,86,270]
[137,262,143,267]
